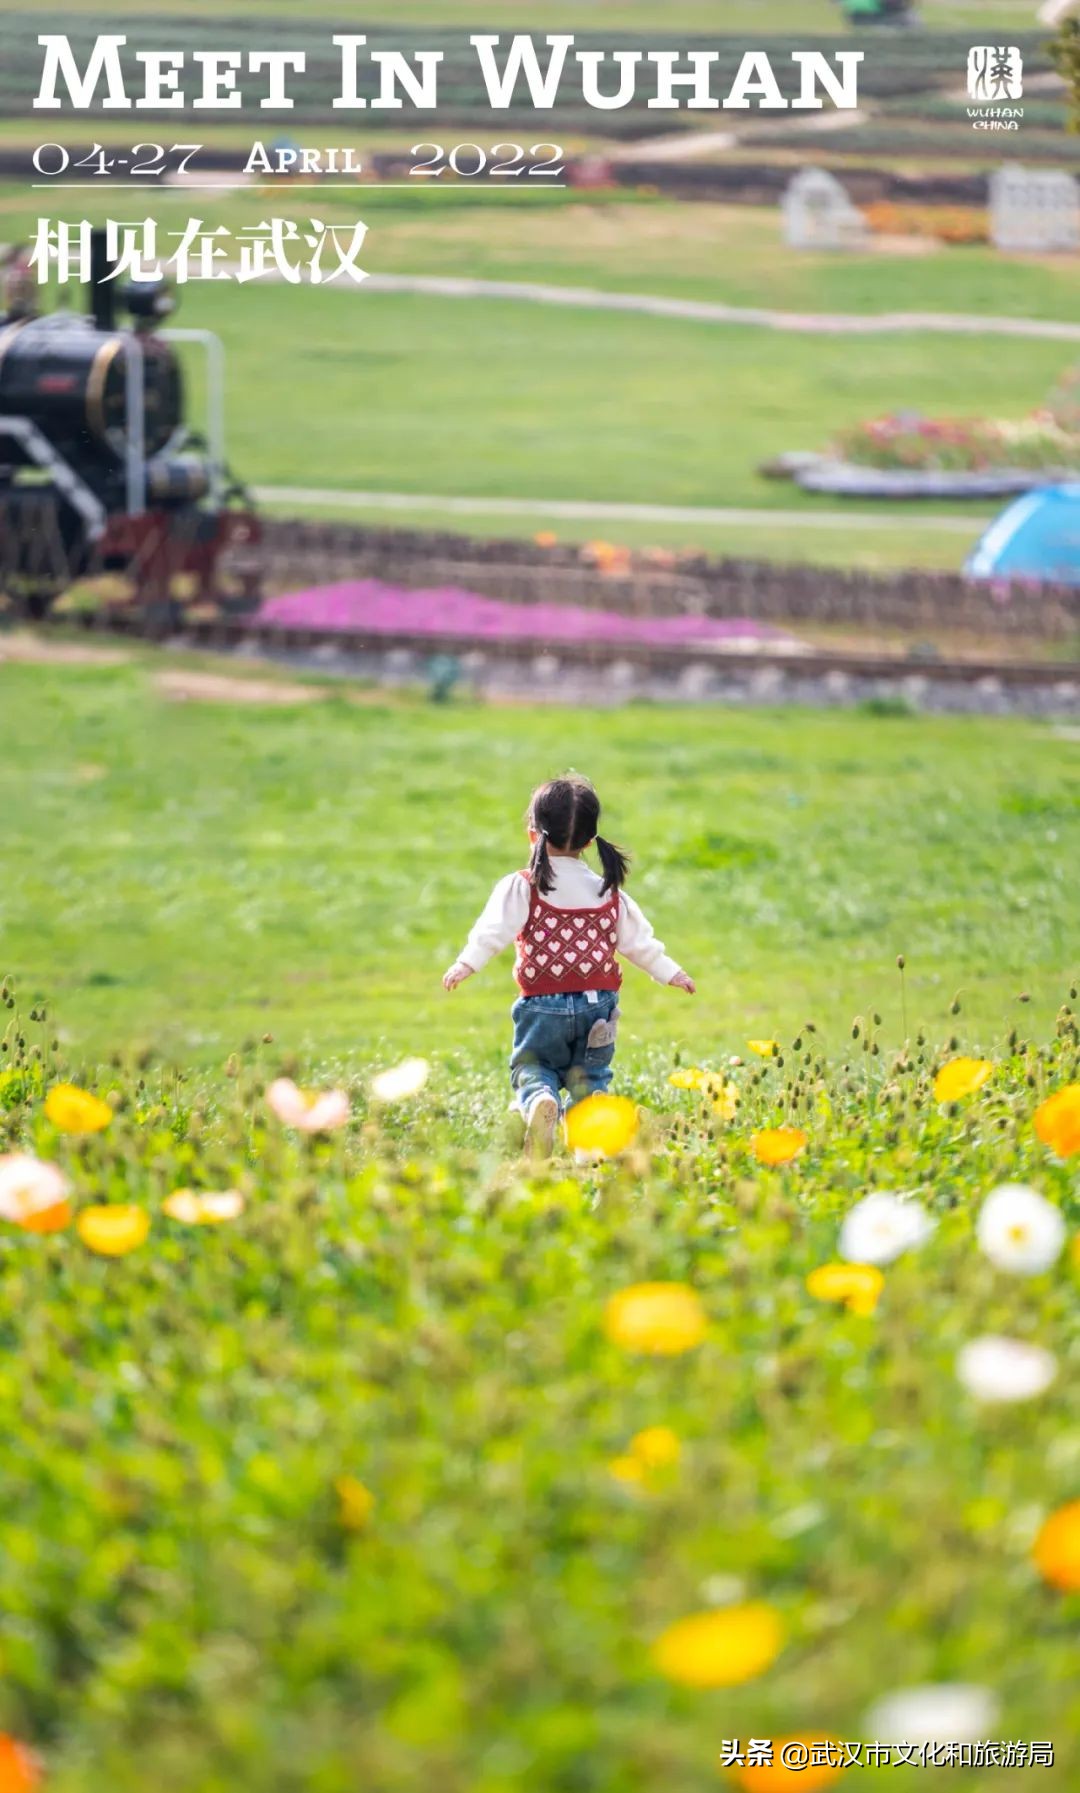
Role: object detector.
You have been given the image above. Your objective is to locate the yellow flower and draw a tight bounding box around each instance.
[933,1056,992,1103]
[750,1127,808,1167]
[604,1282,707,1356]
[1034,1084,1080,1159]
[629,1425,681,1469]
[669,1067,705,1090]
[565,1093,638,1157]
[76,1204,150,1257]
[651,1602,783,1688]
[668,1068,738,1118]
[335,1474,375,1531]
[44,1082,112,1134]
[163,1189,245,1225]
[731,1738,847,1789]
[712,1080,739,1122]
[747,1039,780,1058]
[1033,1500,1080,1591]
[806,1262,884,1317]
[607,1453,647,1490]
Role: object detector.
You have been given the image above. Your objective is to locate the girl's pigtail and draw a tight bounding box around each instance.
[530,828,555,894]
[595,835,629,895]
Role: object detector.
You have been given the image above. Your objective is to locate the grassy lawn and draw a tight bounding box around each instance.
[0,0,1044,27]
[1,652,1076,1069]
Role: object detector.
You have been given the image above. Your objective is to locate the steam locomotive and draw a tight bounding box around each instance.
[0,229,259,623]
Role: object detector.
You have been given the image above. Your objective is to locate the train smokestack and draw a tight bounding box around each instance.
[88,228,115,333]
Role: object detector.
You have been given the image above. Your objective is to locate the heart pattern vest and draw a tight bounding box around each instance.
[514,872,622,996]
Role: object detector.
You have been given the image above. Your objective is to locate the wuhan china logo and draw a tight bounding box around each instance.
[966,45,1023,131]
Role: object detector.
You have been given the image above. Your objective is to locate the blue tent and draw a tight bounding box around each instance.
[965,483,1080,586]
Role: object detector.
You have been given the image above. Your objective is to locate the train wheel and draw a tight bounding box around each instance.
[0,489,89,619]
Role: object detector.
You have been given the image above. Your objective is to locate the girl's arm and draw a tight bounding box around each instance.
[616,893,695,992]
[443,873,531,991]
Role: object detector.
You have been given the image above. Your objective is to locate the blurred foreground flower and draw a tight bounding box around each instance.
[163,1189,245,1225]
[750,1127,807,1166]
[604,1282,707,1356]
[369,1059,429,1103]
[267,1077,350,1131]
[864,1684,998,1747]
[956,1335,1056,1404]
[1034,1083,1080,1158]
[668,1068,738,1118]
[609,1425,681,1491]
[933,1057,992,1103]
[76,1204,150,1257]
[335,1474,375,1532]
[45,1082,112,1133]
[565,1093,638,1157]
[652,1603,783,1688]
[806,1262,883,1317]
[977,1184,1064,1275]
[0,1153,71,1233]
[746,1039,780,1058]
[730,1739,847,1790]
[0,1737,39,1792]
[1033,1501,1080,1590]
[839,1192,934,1266]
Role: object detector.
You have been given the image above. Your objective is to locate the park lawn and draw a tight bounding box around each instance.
[0,0,1043,28]
[0,651,1076,1070]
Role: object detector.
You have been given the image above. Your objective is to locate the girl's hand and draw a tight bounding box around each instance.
[669,970,696,995]
[443,961,474,992]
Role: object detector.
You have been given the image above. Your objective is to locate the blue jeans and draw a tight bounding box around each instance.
[509,990,620,1115]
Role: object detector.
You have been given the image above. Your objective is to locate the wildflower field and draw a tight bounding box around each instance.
[0,652,1079,1789]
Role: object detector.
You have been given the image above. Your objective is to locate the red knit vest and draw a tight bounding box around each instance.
[514,872,622,996]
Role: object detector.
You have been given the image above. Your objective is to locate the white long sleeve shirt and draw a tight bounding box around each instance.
[456,858,682,986]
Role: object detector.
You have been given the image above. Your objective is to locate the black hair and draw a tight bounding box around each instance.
[526,775,630,897]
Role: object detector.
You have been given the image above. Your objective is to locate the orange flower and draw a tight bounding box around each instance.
[76,1205,150,1257]
[933,1057,992,1103]
[1034,1084,1080,1159]
[1033,1500,1080,1591]
[604,1282,707,1356]
[565,1093,638,1157]
[652,1603,783,1688]
[44,1082,112,1133]
[0,1153,71,1233]
[0,1736,39,1792]
[730,1738,847,1790]
[750,1127,807,1167]
[806,1262,884,1317]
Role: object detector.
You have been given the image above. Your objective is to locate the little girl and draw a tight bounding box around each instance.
[443,775,695,1156]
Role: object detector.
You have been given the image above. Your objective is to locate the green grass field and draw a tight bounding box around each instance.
[2,652,1077,1069]
[0,649,1079,1792]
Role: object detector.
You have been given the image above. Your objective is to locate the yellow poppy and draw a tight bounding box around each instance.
[44,1082,112,1134]
[604,1282,707,1356]
[806,1262,884,1318]
[651,1603,783,1688]
[76,1205,150,1257]
[747,1040,780,1058]
[607,1453,647,1490]
[750,1127,808,1167]
[629,1425,681,1469]
[933,1057,993,1103]
[335,1474,375,1531]
[0,1736,39,1793]
[1033,1500,1080,1591]
[565,1093,639,1157]
[163,1189,245,1225]
[1034,1084,1080,1159]
[669,1067,706,1090]
[712,1080,740,1121]
[731,1738,847,1790]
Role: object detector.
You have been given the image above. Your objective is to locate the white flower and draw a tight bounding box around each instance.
[976,1183,1065,1276]
[956,1335,1057,1404]
[370,1057,429,1102]
[839,1191,935,1266]
[266,1078,350,1133]
[865,1683,999,1747]
[0,1152,69,1224]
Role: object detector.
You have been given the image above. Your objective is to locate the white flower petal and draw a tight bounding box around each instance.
[839,1191,935,1266]
[956,1336,1057,1404]
[976,1183,1065,1276]
[866,1683,999,1747]
[370,1057,430,1102]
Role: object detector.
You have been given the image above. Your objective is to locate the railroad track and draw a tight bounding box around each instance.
[51,609,1080,717]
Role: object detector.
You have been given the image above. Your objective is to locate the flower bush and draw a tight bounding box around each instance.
[831,401,1080,474]
[0,981,1077,1790]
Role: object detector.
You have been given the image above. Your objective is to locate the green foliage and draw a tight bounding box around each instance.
[0,979,1077,1790]
[1050,19,1080,136]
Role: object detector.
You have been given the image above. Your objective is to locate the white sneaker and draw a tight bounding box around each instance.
[524,1094,559,1160]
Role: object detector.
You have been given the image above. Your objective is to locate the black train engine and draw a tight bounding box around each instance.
[0,230,259,622]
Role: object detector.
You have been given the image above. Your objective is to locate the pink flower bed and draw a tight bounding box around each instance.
[256,580,794,650]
